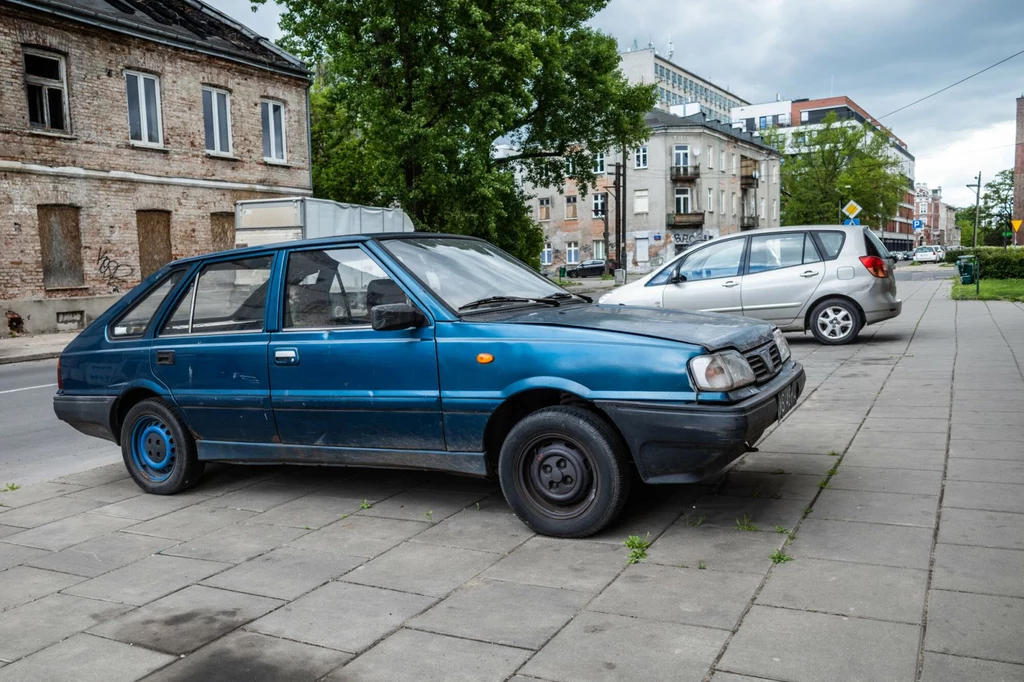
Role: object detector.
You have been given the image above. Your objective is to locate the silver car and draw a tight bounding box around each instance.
[599,225,902,345]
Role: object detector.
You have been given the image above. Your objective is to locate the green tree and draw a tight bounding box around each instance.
[763,113,908,228]
[981,168,1014,244]
[257,0,655,265]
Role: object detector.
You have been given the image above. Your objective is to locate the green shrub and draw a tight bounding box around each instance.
[943,247,1024,279]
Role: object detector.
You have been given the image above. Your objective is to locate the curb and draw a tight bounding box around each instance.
[0,351,63,365]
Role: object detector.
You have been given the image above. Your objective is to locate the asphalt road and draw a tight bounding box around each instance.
[892,262,955,281]
[0,359,120,486]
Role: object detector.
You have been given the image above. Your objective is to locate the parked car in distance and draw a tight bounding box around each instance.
[913,246,942,263]
[566,259,607,278]
[53,234,804,538]
[599,225,902,345]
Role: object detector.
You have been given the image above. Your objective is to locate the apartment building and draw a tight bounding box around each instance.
[732,96,917,251]
[1,0,311,333]
[527,108,781,275]
[618,47,748,122]
[914,184,960,247]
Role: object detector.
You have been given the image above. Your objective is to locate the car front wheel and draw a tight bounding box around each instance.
[120,397,205,494]
[809,298,862,345]
[498,405,630,538]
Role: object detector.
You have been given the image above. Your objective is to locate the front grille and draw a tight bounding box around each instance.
[745,342,783,383]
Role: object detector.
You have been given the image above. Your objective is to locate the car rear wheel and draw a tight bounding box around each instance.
[120,398,204,495]
[498,405,630,538]
[809,298,862,345]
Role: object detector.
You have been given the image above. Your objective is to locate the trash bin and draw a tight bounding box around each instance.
[958,256,976,285]
[558,266,566,280]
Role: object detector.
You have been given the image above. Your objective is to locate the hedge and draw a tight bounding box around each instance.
[942,247,1024,279]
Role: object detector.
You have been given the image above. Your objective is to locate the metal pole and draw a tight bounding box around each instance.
[613,162,621,274]
[621,148,628,284]
[973,171,981,249]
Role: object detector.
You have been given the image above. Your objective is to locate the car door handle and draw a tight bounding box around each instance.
[274,348,299,365]
[800,271,820,278]
[722,280,739,288]
[156,350,174,365]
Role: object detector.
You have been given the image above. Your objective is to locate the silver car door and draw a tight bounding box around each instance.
[662,237,746,313]
[741,232,824,325]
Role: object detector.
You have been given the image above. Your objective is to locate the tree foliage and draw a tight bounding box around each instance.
[762,113,908,228]
[257,0,655,264]
[955,169,1015,246]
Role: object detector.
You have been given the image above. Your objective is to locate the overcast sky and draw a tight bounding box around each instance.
[210,0,1024,207]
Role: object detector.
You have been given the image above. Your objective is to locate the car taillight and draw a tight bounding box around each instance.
[859,255,888,278]
[57,357,63,390]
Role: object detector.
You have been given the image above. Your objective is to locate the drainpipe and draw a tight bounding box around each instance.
[306,83,313,193]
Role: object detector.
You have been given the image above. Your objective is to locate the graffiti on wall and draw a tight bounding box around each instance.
[95,247,134,293]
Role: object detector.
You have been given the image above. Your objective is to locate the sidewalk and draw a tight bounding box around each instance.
[0,332,79,365]
[0,280,1022,681]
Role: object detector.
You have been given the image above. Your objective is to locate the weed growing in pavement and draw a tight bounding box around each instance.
[340,514,350,520]
[827,450,840,457]
[698,561,707,569]
[770,549,793,564]
[775,525,789,534]
[752,485,762,499]
[303,526,312,530]
[475,502,480,511]
[2,483,20,492]
[772,492,783,499]
[736,515,759,532]
[425,510,434,522]
[360,499,372,510]
[771,469,788,475]
[623,532,652,564]
[802,507,813,518]
[685,513,706,527]
[826,463,839,477]
[818,478,831,488]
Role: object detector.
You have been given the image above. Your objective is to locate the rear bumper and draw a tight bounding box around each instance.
[864,297,902,325]
[53,394,118,443]
[598,362,805,484]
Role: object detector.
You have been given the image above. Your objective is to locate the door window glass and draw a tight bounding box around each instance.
[677,238,745,281]
[160,256,271,335]
[748,232,820,274]
[284,248,409,328]
[111,270,185,338]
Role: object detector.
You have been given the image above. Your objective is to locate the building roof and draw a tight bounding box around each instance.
[621,48,749,104]
[644,109,779,155]
[5,0,308,78]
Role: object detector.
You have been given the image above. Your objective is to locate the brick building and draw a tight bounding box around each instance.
[1,0,311,333]
[914,184,960,248]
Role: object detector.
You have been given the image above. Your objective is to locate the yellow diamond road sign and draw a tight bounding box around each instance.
[843,200,862,219]
[1013,219,1022,233]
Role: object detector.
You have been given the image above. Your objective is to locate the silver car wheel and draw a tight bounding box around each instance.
[816,306,854,340]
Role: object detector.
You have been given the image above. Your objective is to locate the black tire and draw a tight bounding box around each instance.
[120,397,204,494]
[498,405,630,538]
[809,297,862,345]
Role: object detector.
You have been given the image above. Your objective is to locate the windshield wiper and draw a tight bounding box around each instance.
[458,296,561,311]
[547,292,592,303]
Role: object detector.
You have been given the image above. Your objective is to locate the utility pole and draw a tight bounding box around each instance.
[969,171,982,249]
[612,161,621,275]
[621,147,628,283]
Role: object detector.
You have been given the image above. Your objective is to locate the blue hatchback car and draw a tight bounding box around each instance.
[54,234,804,537]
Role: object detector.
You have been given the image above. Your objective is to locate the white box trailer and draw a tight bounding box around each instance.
[234,197,415,247]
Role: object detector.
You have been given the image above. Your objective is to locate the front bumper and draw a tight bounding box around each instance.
[597,361,806,484]
[53,394,118,443]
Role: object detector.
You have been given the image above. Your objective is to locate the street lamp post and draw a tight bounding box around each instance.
[967,172,982,249]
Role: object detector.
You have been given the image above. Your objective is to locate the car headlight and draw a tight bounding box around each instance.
[688,351,757,391]
[773,328,791,363]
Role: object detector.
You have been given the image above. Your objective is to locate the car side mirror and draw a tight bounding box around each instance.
[670,271,687,284]
[371,303,426,331]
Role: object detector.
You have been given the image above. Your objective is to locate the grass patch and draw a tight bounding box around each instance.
[2,483,20,492]
[624,532,652,564]
[770,549,794,564]
[735,514,759,532]
[908,261,922,266]
[951,279,1024,302]
[600,274,615,281]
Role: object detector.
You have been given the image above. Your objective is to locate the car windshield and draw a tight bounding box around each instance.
[382,237,572,311]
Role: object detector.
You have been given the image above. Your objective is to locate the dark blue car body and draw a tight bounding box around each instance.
[54,233,804,488]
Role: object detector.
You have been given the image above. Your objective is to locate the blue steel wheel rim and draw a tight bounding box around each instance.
[130,416,176,483]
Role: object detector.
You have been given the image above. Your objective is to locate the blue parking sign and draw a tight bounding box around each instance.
[912,219,923,230]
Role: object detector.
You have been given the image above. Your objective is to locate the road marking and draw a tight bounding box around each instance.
[0,383,57,395]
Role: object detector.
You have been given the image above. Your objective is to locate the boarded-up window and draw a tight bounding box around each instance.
[210,212,235,252]
[37,205,84,289]
[136,210,171,278]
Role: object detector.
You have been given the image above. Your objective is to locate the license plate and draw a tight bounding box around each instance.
[777,381,798,421]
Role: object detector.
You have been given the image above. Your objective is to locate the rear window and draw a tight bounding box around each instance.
[110,270,185,338]
[160,256,273,336]
[813,231,846,260]
[863,228,891,259]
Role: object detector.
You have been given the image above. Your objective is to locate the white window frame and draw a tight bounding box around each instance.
[592,192,606,217]
[707,146,714,169]
[673,144,689,168]
[125,70,163,147]
[565,195,578,220]
[23,48,70,133]
[719,150,725,172]
[202,86,233,156]
[707,187,714,213]
[674,187,691,214]
[760,197,765,218]
[773,199,778,219]
[261,99,288,163]
[732,192,737,216]
[540,243,552,265]
[592,239,606,260]
[732,153,737,175]
[538,197,551,221]
[720,190,726,217]
[594,151,605,173]
[566,241,580,265]
[634,146,648,169]
[634,189,649,214]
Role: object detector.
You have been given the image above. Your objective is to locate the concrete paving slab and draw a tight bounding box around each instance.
[0,542,50,572]
[0,525,20,539]
[948,439,1024,461]
[943,481,1024,514]
[841,447,946,471]
[924,590,1024,665]
[2,512,138,551]
[144,630,350,682]
[0,565,83,612]
[522,610,728,682]
[24,532,174,578]
[717,471,822,501]
[757,557,928,623]
[951,410,1024,426]
[589,562,761,630]
[848,429,948,451]
[327,627,530,682]
[248,580,435,653]
[813,488,938,527]
[160,523,306,564]
[89,585,283,655]
[247,493,366,529]
[481,537,625,592]
[719,605,920,682]
[314,469,431,502]
[686,494,810,531]
[920,652,1024,682]
[414,474,501,495]
[756,428,858,455]
[0,483,84,509]
[54,465,128,488]
[408,577,589,649]
[582,507,680,547]
[91,494,203,521]
[411,507,534,554]
[63,554,231,606]
[946,458,1024,485]
[951,422,1024,441]
[359,489,487,523]
[711,673,779,682]
[829,466,943,496]
[64,479,144,504]
[345,541,500,597]
[0,633,174,682]
[189,465,281,495]
[861,417,949,433]
[932,544,1024,598]
[124,505,256,541]
[732,452,837,476]
[288,514,430,558]
[266,465,353,487]
[788,518,935,569]
[202,482,314,512]
[937,507,1024,551]
[0,496,103,529]
[0,593,132,661]
[203,546,363,600]
[648,523,785,574]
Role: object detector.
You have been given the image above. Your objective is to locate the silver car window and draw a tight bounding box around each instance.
[678,238,745,281]
[748,233,815,274]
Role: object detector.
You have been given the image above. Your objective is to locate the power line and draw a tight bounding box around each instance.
[879,47,1024,120]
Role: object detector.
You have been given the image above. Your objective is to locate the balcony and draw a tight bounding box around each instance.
[740,216,758,230]
[667,212,704,227]
[740,173,759,189]
[670,165,700,182]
